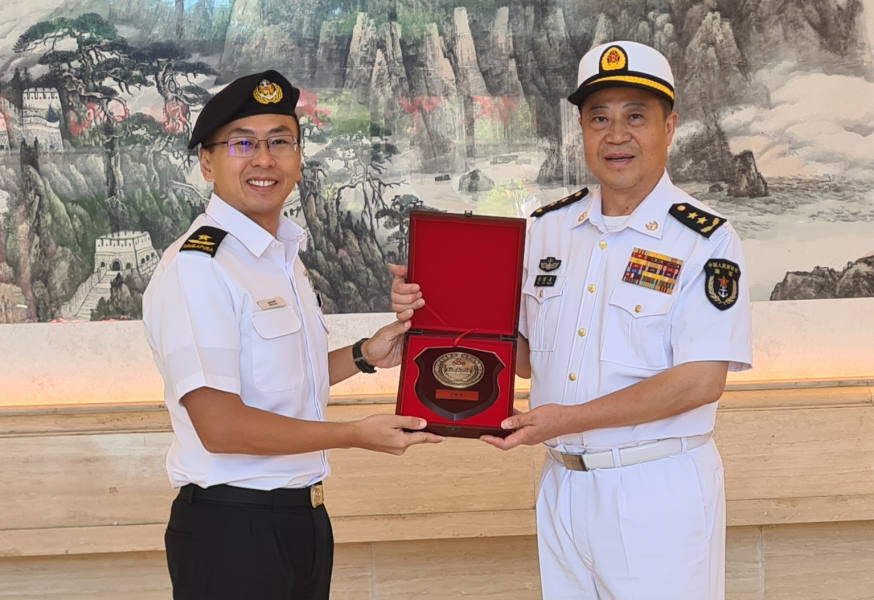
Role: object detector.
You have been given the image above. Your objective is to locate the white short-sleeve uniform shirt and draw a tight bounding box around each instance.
[520,172,752,452]
[143,194,330,490]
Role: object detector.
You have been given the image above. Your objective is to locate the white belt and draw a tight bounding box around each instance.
[547,433,712,471]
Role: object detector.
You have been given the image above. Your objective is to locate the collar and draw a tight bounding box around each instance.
[571,171,674,239]
[206,193,306,257]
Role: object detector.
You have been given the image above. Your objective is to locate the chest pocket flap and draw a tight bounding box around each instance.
[251,305,302,339]
[522,274,566,352]
[522,274,566,304]
[608,283,674,318]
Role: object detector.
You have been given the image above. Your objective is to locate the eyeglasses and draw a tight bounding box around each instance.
[203,135,300,157]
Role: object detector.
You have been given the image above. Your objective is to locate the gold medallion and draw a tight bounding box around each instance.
[253,79,283,104]
[432,352,485,389]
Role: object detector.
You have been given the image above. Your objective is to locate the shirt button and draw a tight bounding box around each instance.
[569,373,577,381]
[587,284,596,293]
[634,304,643,313]
[578,328,587,337]
[599,240,607,249]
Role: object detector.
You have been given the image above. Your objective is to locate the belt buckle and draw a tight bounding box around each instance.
[561,453,588,471]
[310,484,324,508]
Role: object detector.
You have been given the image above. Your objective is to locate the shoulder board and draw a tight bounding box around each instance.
[668,203,726,238]
[179,226,228,257]
[530,187,589,218]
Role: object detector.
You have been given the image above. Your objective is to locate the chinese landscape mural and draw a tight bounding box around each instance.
[0,0,872,323]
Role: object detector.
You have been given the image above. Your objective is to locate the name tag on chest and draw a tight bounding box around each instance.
[256,296,287,310]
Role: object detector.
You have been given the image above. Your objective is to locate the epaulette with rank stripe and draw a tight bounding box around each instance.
[668,203,726,238]
[179,225,228,257]
[530,187,589,218]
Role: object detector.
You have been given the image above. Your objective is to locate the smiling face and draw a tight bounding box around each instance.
[579,86,677,215]
[198,112,301,234]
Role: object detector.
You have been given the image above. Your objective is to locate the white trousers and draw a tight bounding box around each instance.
[536,439,725,600]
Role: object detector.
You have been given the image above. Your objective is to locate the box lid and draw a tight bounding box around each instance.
[408,211,526,337]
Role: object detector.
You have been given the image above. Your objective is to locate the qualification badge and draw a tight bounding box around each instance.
[539,256,561,272]
[704,259,741,310]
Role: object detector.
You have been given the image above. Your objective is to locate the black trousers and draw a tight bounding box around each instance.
[165,484,333,600]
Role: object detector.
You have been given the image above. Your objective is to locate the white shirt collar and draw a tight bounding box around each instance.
[206,193,307,256]
[572,170,675,239]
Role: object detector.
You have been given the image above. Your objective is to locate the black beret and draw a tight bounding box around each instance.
[188,70,300,149]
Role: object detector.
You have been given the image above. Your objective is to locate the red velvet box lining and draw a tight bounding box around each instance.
[408,212,525,337]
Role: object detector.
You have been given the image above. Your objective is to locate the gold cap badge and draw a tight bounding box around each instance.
[600,46,627,72]
[253,79,283,104]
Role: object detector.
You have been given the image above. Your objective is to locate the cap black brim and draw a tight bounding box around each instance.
[567,78,674,108]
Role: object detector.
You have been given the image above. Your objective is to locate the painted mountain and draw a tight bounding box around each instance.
[0,0,872,322]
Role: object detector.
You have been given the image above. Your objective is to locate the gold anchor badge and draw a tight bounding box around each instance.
[253,79,283,104]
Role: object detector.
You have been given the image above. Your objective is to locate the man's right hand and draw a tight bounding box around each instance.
[352,414,443,455]
[389,263,424,322]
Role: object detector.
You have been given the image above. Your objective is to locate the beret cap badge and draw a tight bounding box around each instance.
[253,79,283,105]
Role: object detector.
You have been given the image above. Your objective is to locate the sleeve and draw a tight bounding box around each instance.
[670,226,753,372]
[143,254,243,402]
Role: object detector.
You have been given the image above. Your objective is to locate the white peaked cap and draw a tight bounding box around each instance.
[568,40,675,107]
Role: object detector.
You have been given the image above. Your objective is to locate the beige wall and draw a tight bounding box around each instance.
[2,382,873,599]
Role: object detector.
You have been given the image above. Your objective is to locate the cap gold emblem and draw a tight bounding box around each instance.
[600,46,627,72]
[253,79,283,104]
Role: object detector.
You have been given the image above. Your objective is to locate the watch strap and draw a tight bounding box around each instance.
[352,337,377,374]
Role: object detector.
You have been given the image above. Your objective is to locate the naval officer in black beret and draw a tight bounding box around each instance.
[144,70,442,600]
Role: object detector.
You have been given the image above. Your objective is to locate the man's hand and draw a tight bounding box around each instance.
[352,414,443,455]
[390,263,424,321]
[362,319,411,369]
[480,404,569,450]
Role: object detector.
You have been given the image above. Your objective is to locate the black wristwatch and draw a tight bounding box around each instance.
[352,337,377,374]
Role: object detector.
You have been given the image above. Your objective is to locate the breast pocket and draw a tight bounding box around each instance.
[521,275,566,352]
[602,285,674,370]
[250,306,303,392]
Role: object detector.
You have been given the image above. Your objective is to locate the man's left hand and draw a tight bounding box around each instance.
[362,319,411,369]
[480,404,569,450]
